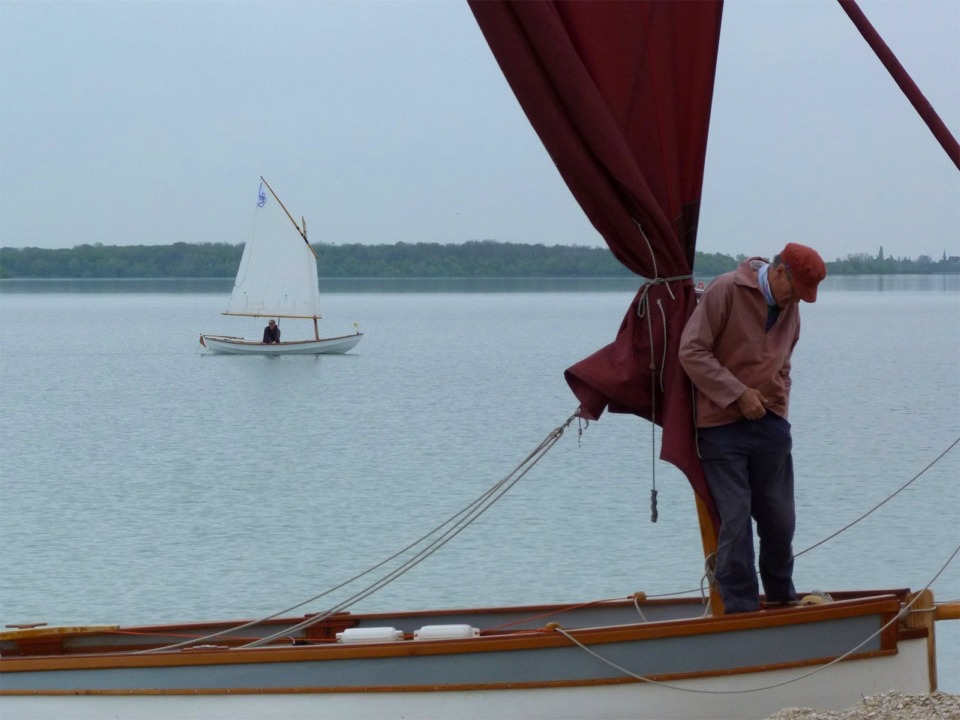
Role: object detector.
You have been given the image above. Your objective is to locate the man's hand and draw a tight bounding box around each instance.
[737,388,768,420]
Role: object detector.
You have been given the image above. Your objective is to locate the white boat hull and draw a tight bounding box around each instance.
[0,594,937,720]
[199,333,362,355]
[0,638,930,720]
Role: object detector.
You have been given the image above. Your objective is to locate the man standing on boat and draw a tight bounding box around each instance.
[678,243,826,614]
[262,319,281,344]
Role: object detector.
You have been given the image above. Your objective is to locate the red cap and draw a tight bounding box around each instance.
[781,243,826,303]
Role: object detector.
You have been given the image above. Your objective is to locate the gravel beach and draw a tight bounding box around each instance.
[766,692,960,719]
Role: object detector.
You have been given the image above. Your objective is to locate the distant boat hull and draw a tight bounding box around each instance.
[199,333,362,355]
[0,593,936,720]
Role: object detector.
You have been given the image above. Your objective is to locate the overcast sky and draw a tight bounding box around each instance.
[1,0,957,261]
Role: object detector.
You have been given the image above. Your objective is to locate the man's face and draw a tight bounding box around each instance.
[771,265,799,308]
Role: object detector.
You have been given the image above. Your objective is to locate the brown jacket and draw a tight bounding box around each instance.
[679,259,800,428]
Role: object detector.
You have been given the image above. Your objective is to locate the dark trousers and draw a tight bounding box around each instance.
[697,414,797,613]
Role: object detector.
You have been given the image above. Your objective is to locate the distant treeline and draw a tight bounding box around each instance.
[0,241,956,279]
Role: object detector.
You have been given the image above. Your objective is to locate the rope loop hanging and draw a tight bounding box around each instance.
[632,219,696,523]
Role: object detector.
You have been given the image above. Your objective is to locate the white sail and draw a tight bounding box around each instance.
[224,181,322,318]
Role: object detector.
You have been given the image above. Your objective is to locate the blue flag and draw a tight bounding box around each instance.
[257,182,267,208]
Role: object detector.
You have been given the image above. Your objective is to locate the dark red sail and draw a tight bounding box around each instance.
[469,1,724,520]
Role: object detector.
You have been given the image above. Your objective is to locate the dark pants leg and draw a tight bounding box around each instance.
[697,414,797,613]
[750,415,796,604]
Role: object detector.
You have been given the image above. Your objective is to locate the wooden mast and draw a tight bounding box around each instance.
[695,495,724,616]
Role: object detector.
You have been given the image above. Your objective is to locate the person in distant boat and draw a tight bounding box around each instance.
[678,243,826,614]
[262,319,281,344]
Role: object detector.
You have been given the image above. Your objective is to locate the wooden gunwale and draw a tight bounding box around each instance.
[1,598,669,656]
[0,595,902,674]
[2,590,908,646]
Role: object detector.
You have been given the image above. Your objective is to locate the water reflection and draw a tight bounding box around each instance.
[0,274,957,294]
[820,274,959,293]
[0,278,233,294]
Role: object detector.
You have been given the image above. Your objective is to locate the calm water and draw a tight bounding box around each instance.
[1,276,958,691]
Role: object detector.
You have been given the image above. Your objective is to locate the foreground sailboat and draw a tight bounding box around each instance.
[0,590,951,720]
[199,177,362,355]
[2,2,957,719]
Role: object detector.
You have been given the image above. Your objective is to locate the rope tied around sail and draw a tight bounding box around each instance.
[632,217,698,523]
[635,205,698,525]
[637,275,693,525]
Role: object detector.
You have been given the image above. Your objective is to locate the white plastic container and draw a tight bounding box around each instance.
[413,624,480,641]
[335,627,404,644]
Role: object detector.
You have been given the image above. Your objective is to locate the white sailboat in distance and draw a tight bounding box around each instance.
[200,177,363,355]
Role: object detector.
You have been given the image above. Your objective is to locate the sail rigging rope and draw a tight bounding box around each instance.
[794,434,960,559]
[556,541,960,695]
[642,291,660,525]
[137,427,957,655]
[138,412,580,654]
[653,434,960,600]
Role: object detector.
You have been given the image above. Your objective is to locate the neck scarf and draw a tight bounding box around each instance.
[755,261,782,331]
[756,262,777,307]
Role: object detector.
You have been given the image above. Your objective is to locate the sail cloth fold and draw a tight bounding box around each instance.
[225,182,323,319]
[469,0,724,520]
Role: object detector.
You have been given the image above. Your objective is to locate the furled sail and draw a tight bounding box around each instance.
[469,0,724,521]
[225,180,323,319]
